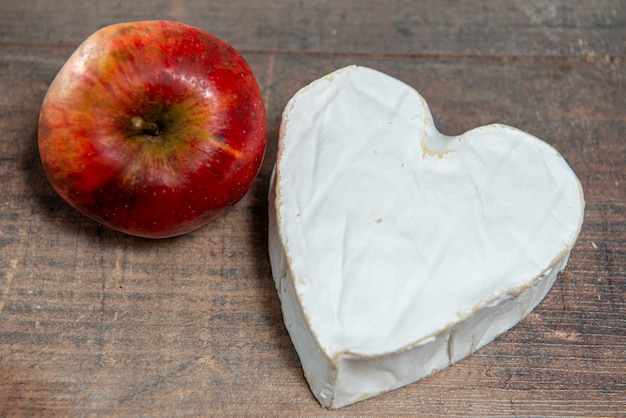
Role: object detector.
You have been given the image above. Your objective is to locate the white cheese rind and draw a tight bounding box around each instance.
[268,65,584,409]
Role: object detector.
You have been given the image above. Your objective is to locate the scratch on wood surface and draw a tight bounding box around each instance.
[554,330,579,342]
[263,54,275,114]
[0,259,18,312]
[112,244,124,288]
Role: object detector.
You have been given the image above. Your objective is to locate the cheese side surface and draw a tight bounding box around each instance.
[268,65,585,409]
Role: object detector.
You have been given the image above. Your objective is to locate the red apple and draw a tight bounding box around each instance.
[38,20,267,238]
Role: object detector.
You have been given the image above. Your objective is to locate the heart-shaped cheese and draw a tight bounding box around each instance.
[268,65,584,409]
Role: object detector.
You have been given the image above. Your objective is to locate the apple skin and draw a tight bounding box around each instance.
[38,20,267,238]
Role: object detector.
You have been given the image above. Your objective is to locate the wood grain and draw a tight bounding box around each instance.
[0,1,624,416]
[1,1,624,57]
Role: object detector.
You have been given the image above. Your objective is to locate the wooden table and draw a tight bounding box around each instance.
[1,1,624,415]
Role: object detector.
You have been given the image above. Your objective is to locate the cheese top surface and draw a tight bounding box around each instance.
[274,65,584,358]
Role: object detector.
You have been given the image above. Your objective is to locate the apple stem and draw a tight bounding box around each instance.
[131,116,160,137]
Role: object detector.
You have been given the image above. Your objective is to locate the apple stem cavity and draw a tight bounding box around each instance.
[131,116,161,138]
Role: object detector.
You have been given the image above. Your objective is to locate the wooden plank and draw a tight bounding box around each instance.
[0,37,624,415]
[0,0,624,57]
